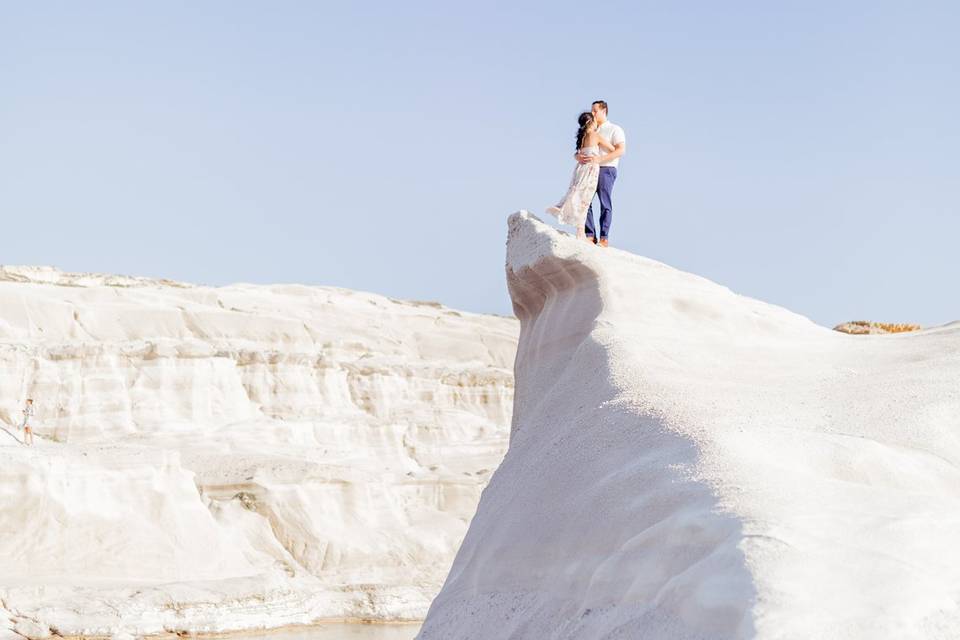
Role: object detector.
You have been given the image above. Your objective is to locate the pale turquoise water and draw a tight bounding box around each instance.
[244,623,421,639]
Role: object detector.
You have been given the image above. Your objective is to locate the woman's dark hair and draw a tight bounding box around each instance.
[576,111,594,150]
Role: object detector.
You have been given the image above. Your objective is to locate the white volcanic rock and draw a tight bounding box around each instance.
[418,212,960,639]
[0,265,517,637]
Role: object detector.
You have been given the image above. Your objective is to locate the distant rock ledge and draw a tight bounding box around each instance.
[833,320,922,335]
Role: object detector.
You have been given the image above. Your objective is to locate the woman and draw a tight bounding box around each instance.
[546,111,616,241]
[20,398,34,446]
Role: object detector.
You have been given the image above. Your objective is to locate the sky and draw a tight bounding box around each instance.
[2,1,958,328]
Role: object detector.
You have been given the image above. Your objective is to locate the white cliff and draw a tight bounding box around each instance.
[418,212,960,639]
[0,265,518,637]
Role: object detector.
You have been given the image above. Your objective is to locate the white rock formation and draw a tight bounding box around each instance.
[418,212,960,639]
[0,266,517,637]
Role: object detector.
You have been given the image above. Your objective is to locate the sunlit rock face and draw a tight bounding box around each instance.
[0,265,518,637]
[418,212,960,640]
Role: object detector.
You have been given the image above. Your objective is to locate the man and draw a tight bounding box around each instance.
[577,100,626,247]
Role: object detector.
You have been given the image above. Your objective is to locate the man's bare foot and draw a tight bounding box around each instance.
[599,238,609,247]
[582,235,596,244]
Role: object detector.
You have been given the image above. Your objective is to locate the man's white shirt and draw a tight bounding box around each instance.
[597,121,626,168]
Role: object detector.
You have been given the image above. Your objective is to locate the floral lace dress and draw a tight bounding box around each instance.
[546,145,600,232]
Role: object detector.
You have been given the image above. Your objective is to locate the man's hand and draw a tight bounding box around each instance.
[579,154,601,165]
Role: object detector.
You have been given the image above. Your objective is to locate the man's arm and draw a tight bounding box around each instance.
[580,142,626,164]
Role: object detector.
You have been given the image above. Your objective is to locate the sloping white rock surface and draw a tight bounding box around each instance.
[418,212,960,639]
[0,265,517,637]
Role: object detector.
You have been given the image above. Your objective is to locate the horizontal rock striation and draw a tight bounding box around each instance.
[0,265,518,637]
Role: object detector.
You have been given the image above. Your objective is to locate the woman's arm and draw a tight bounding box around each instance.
[593,141,626,165]
[597,137,616,152]
[583,131,603,147]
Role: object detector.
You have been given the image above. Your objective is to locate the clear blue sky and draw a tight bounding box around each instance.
[2,1,957,327]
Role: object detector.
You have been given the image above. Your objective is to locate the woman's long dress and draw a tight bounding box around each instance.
[545,145,600,231]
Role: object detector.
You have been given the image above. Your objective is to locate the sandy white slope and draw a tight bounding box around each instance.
[0,266,517,637]
[417,211,960,639]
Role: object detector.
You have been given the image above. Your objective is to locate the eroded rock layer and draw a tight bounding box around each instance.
[0,265,517,637]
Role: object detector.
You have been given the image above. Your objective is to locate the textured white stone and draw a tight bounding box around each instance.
[0,265,517,636]
[419,211,960,639]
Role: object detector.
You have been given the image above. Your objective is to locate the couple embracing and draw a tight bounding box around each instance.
[546,100,626,247]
